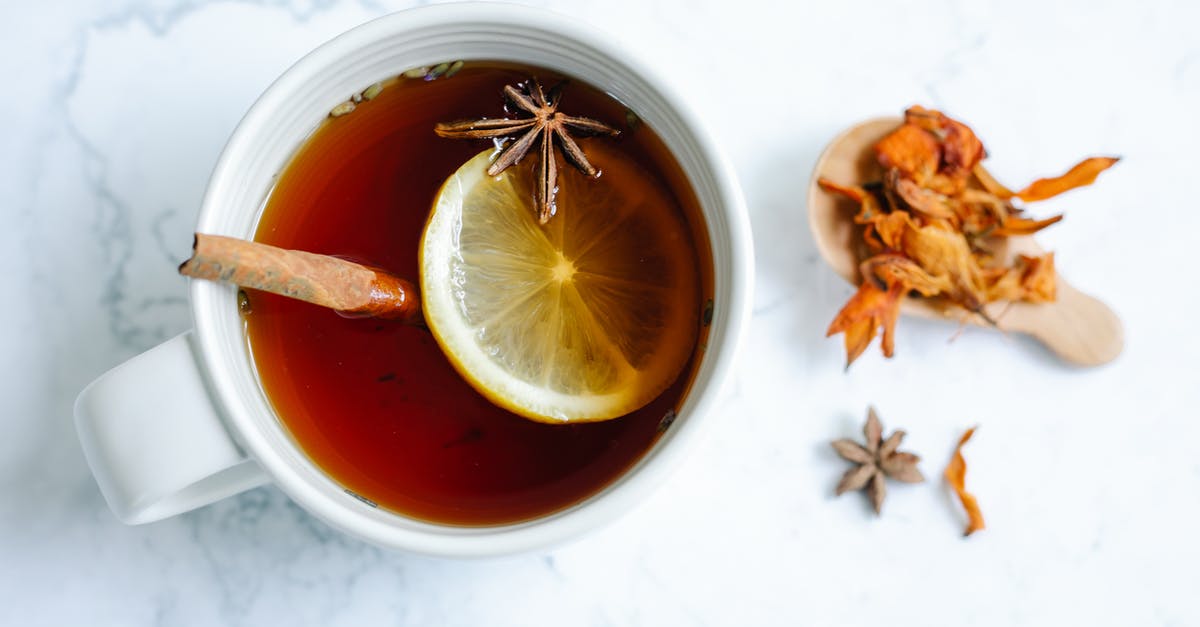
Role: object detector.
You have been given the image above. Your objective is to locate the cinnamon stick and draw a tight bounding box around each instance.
[179,233,421,323]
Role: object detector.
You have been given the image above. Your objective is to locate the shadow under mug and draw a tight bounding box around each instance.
[74,3,753,557]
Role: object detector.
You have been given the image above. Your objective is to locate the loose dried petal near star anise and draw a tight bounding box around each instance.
[831,407,925,515]
[434,78,620,223]
[818,105,1119,367]
[945,426,985,536]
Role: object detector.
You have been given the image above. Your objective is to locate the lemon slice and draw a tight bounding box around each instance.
[420,143,700,423]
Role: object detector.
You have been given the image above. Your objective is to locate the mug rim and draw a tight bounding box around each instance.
[190,2,753,556]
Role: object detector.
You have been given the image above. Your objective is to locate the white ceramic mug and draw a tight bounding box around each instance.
[74,3,753,557]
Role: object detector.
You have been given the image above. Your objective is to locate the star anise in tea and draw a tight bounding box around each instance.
[435,78,620,223]
[832,407,924,515]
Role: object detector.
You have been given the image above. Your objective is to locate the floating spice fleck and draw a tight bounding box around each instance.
[657,409,677,433]
[443,427,484,448]
[426,62,451,80]
[330,101,356,117]
[362,82,384,101]
[625,109,642,130]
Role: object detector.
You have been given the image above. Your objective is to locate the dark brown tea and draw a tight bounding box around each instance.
[245,63,712,525]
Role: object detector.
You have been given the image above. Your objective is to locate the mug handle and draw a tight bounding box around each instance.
[74,331,270,524]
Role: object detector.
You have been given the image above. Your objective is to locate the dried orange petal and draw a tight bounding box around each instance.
[1015,157,1119,202]
[904,106,985,179]
[1017,253,1056,303]
[887,169,957,220]
[874,124,939,184]
[900,222,985,308]
[817,178,868,203]
[874,210,916,250]
[826,279,904,367]
[993,214,1064,237]
[972,164,1014,199]
[861,253,952,297]
[944,426,985,537]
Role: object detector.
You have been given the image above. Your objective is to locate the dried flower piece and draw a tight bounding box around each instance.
[888,169,956,220]
[817,179,886,230]
[871,210,915,250]
[904,105,986,180]
[972,164,1014,199]
[832,407,924,515]
[826,280,904,368]
[862,254,953,297]
[435,78,620,223]
[819,106,1119,367]
[1015,157,1120,202]
[993,213,1064,237]
[817,178,869,203]
[985,253,1056,303]
[1016,253,1056,302]
[874,123,939,183]
[944,426,985,536]
[900,222,987,311]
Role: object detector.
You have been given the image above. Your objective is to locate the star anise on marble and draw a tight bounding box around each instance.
[832,406,925,515]
[434,78,620,224]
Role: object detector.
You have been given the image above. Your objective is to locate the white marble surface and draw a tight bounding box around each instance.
[3,0,1198,624]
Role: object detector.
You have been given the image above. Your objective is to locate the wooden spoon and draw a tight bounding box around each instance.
[807,117,1123,367]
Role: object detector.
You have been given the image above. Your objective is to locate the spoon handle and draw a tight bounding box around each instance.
[993,279,1123,367]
